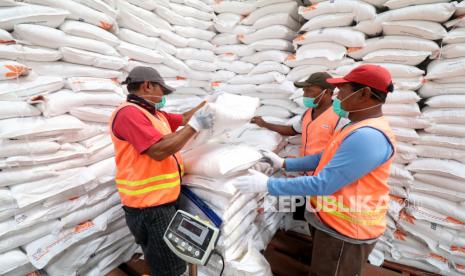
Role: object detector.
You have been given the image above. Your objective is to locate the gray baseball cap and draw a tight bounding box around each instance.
[122,66,174,94]
[294,72,334,90]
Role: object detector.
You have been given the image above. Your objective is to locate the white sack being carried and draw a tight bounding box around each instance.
[182,143,262,178]
[186,93,260,147]
[242,2,298,25]
[0,4,69,31]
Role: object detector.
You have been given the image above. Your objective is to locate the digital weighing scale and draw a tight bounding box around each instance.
[163,187,223,274]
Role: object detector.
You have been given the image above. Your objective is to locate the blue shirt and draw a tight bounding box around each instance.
[268,127,394,196]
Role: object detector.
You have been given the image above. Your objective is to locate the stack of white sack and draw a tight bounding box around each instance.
[0,1,139,275]
[180,92,284,275]
[211,0,303,123]
[114,0,216,114]
[349,1,463,273]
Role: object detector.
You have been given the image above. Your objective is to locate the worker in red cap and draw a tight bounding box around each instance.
[234,64,396,275]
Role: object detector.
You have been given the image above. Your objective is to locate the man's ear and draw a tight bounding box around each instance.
[360,87,372,100]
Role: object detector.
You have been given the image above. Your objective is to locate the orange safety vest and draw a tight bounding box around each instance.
[109,102,184,208]
[300,107,341,175]
[308,117,396,240]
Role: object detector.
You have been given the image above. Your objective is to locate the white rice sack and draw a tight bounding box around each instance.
[250,39,293,52]
[226,126,284,152]
[298,1,376,21]
[0,101,40,119]
[211,70,237,82]
[70,105,114,123]
[355,3,455,36]
[0,139,60,158]
[426,95,465,108]
[156,6,212,30]
[415,173,465,194]
[212,0,256,15]
[65,77,120,92]
[173,26,216,41]
[0,60,29,80]
[296,42,346,61]
[59,20,120,47]
[386,91,420,104]
[444,28,465,44]
[159,30,189,48]
[176,48,215,62]
[382,20,447,41]
[415,134,465,151]
[391,127,420,142]
[215,45,255,57]
[439,43,465,59]
[117,41,164,64]
[362,49,431,66]
[384,0,449,9]
[125,0,167,10]
[25,0,116,31]
[185,60,217,72]
[241,50,291,64]
[0,29,14,44]
[416,145,465,164]
[252,13,300,31]
[348,36,439,60]
[183,0,213,13]
[387,116,430,129]
[420,82,465,98]
[242,2,298,25]
[249,61,290,75]
[61,47,127,70]
[23,61,122,78]
[182,143,262,178]
[425,123,465,138]
[0,4,68,31]
[300,13,354,32]
[422,108,465,124]
[117,0,171,31]
[257,81,296,94]
[294,28,366,48]
[0,44,61,62]
[382,103,421,116]
[211,83,258,94]
[228,72,285,85]
[426,57,465,80]
[217,61,254,74]
[170,3,213,21]
[13,24,118,56]
[214,13,241,33]
[285,55,355,69]
[239,25,295,44]
[287,64,329,82]
[73,0,118,19]
[0,75,63,100]
[117,8,161,37]
[118,29,176,55]
[0,250,31,275]
[211,33,240,46]
[187,38,214,51]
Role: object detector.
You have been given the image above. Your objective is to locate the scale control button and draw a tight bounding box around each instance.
[174,237,179,243]
[188,246,192,252]
[194,251,200,257]
[181,242,186,247]
[168,233,173,239]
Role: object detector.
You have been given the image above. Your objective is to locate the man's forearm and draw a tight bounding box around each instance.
[145,126,197,160]
[262,122,297,136]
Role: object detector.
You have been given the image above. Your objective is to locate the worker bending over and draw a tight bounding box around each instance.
[252,72,347,219]
[109,67,214,276]
[234,65,396,276]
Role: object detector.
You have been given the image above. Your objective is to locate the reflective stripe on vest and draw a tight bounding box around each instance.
[109,102,183,208]
[308,117,396,240]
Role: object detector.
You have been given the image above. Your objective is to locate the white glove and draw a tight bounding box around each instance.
[260,149,285,170]
[252,162,274,176]
[188,106,214,132]
[232,169,269,194]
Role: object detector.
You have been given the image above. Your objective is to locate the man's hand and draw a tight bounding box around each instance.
[260,149,285,170]
[232,169,269,194]
[183,101,207,124]
[187,105,215,132]
[251,116,267,127]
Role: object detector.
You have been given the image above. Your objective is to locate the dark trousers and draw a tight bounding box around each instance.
[123,204,186,276]
[309,227,375,276]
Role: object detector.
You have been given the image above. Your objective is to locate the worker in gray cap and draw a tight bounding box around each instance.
[109,66,214,276]
[251,72,347,220]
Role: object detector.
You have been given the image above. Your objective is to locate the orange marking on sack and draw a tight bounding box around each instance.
[4,64,28,78]
[394,229,407,241]
[74,221,94,233]
[99,21,113,30]
[348,47,363,53]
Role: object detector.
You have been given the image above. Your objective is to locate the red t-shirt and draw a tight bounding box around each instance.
[112,106,183,153]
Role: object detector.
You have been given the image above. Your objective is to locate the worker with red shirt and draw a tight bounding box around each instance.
[252,72,346,220]
[109,67,214,276]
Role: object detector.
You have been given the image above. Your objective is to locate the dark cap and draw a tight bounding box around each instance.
[122,66,174,94]
[294,72,334,90]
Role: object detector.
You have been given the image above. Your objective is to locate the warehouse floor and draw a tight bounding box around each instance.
[107,230,438,276]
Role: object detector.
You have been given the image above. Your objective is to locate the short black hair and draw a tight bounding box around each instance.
[349,82,389,103]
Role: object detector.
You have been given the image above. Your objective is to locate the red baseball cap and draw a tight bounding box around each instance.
[326,64,393,93]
